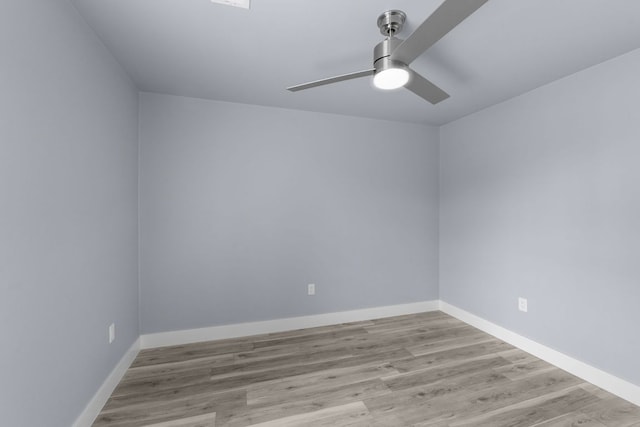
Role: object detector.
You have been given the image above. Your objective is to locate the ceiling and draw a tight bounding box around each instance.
[71,0,640,126]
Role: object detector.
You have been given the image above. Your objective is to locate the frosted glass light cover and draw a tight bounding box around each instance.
[373,68,409,90]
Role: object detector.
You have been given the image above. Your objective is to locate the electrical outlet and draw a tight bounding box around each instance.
[108,323,115,344]
[307,283,316,296]
[518,297,528,313]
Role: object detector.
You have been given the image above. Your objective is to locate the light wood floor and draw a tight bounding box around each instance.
[93,311,640,426]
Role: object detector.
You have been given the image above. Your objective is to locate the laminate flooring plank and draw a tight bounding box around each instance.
[580,383,614,399]
[341,325,490,358]
[532,412,607,427]
[367,413,407,427]
[237,331,377,359]
[133,342,254,368]
[246,401,373,427]
[363,368,513,419]
[121,366,214,387]
[135,412,216,427]
[217,379,391,427]
[366,311,448,327]
[252,327,369,349]
[101,387,245,414]
[579,397,640,427]
[260,323,366,340]
[246,364,397,405]
[391,339,513,373]
[216,400,338,427]
[371,369,586,425]
[93,390,223,427]
[232,345,306,363]
[248,326,415,355]
[494,358,558,381]
[111,368,217,397]
[391,324,494,346]
[362,315,464,334]
[208,347,355,381]
[124,354,237,382]
[234,331,383,364]
[406,333,499,357]
[382,355,512,391]
[497,347,542,364]
[450,387,600,427]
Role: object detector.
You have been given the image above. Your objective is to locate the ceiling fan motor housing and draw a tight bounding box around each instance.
[373,37,406,74]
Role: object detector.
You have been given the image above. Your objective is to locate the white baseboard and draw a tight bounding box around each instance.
[73,337,140,427]
[439,301,640,407]
[140,300,440,349]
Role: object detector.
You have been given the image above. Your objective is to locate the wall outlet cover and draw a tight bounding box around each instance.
[109,323,115,344]
[518,297,528,313]
[307,283,316,296]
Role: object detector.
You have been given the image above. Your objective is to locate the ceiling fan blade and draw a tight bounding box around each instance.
[287,69,374,92]
[390,0,488,65]
[405,69,450,104]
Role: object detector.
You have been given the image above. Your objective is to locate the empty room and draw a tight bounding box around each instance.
[2,0,640,426]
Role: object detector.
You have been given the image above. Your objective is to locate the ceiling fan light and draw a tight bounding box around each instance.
[373,67,410,90]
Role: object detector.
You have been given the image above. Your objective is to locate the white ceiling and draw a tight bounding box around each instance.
[71,0,640,126]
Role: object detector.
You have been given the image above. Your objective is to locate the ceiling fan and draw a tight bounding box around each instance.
[287,0,488,104]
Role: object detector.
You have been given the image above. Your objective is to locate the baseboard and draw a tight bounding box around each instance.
[439,301,640,407]
[72,337,140,427]
[140,300,440,349]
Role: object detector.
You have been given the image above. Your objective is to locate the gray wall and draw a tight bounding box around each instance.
[0,1,139,426]
[139,93,439,334]
[440,48,640,386]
